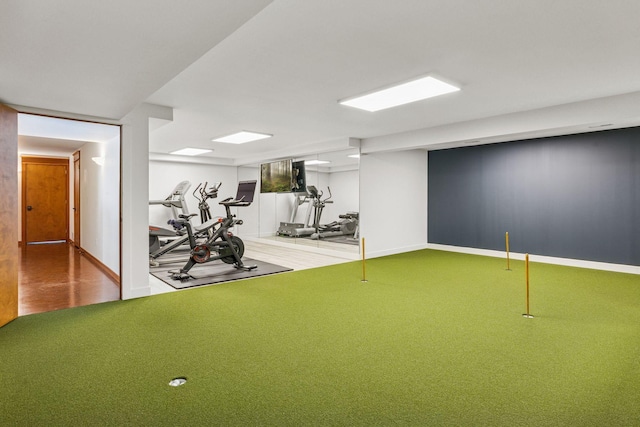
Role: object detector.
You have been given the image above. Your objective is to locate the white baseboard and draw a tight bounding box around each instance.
[426,243,640,275]
[122,285,152,300]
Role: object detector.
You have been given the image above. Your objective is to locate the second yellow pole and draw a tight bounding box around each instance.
[361,237,367,283]
[505,232,511,270]
[523,253,533,318]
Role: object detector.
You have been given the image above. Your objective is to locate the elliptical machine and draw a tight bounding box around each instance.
[193,181,218,225]
[149,182,222,266]
[168,180,257,281]
[311,211,359,240]
[307,186,358,241]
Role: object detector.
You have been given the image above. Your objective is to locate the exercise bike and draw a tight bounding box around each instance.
[169,180,257,281]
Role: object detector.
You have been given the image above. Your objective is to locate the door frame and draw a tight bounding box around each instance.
[73,151,81,248]
[0,103,18,327]
[21,156,70,244]
[15,110,123,310]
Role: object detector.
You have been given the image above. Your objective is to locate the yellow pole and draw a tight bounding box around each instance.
[524,253,532,318]
[361,237,367,282]
[505,232,511,270]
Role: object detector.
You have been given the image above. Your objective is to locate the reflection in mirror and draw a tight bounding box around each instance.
[257,148,360,256]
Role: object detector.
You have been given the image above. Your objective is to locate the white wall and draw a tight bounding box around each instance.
[79,137,120,273]
[359,150,428,258]
[259,193,277,237]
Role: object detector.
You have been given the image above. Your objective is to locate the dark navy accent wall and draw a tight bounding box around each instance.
[428,127,640,265]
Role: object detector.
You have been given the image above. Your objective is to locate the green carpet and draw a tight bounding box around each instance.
[1,249,639,426]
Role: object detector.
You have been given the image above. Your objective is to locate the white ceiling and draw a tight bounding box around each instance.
[17,113,121,156]
[1,0,272,119]
[18,114,120,142]
[3,0,640,166]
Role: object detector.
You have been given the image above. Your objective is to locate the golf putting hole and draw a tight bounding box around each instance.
[169,377,187,387]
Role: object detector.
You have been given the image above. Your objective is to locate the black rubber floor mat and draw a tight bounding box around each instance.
[150,258,292,289]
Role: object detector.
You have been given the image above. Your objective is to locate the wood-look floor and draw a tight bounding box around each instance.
[18,242,120,316]
[244,237,359,269]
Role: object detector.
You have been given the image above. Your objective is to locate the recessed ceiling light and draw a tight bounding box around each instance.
[348,154,360,159]
[170,148,212,156]
[212,131,272,144]
[305,160,330,166]
[339,76,460,112]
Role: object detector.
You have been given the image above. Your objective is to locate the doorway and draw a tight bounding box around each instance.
[18,113,121,315]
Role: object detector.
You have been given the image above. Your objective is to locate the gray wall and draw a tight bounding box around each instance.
[428,127,640,265]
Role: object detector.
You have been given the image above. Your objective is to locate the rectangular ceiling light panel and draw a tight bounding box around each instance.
[339,76,459,112]
[213,131,272,144]
[170,148,212,156]
[305,160,330,166]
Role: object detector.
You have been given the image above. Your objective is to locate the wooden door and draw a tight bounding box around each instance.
[0,104,18,328]
[22,157,69,243]
[73,151,80,248]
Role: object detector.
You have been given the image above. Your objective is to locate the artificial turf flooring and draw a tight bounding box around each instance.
[1,249,639,426]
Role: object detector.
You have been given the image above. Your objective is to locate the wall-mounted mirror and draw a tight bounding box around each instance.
[255,148,360,255]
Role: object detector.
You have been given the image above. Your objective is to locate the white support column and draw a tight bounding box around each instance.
[120,103,172,299]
